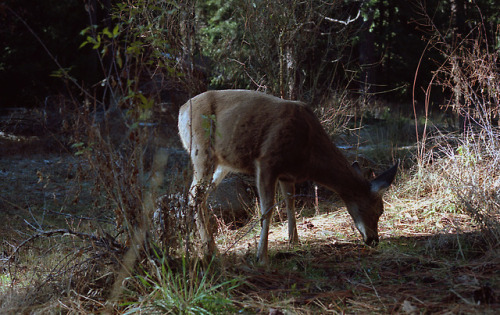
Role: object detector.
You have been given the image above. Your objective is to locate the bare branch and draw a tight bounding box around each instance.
[323,10,361,26]
[3,229,122,264]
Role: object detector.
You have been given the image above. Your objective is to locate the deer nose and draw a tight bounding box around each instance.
[365,236,379,247]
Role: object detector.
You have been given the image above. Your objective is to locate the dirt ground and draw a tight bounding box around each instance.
[0,153,113,241]
[0,127,499,313]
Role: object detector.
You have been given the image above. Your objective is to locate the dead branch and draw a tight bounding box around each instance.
[322,10,361,26]
[3,228,122,264]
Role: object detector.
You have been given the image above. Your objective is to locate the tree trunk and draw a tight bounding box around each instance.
[359,4,376,97]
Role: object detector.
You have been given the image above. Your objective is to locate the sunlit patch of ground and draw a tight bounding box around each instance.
[1,152,499,314]
[218,197,499,314]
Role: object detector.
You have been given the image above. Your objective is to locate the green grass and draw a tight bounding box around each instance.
[123,253,241,314]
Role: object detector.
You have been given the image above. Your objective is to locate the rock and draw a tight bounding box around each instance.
[207,175,256,227]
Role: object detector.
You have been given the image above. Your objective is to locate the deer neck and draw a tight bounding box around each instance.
[308,144,371,203]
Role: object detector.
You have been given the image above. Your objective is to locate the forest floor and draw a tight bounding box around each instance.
[0,116,499,314]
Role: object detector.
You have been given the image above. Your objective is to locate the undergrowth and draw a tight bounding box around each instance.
[123,253,240,314]
[2,2,500,314]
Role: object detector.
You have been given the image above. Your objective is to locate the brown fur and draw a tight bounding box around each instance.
[178,90,398,265]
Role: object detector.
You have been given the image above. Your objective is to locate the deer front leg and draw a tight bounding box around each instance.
[279,180,298,244]
[256,163,278,266]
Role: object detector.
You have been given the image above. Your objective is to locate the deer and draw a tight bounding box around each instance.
[178,90,398,265]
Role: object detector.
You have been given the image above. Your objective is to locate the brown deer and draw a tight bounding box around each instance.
[178,90,398,265]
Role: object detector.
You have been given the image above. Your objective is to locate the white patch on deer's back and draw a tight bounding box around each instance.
[178,105,192,152]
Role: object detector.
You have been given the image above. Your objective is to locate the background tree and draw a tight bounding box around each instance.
[199,0,359,103]
[2,0,500,111]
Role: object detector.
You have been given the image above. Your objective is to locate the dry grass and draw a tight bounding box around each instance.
[2,136,500,313]
[216,192,499,314]
[1,118,500,314]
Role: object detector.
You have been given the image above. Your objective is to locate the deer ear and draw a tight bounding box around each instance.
[352,161,363,177]
[370,161,399,195]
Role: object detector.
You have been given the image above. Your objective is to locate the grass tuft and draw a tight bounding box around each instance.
[123,252,241,314]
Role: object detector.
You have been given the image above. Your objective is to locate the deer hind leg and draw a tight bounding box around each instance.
[188,155,218,257]
[279,180,298,244]
[255,161,278,266]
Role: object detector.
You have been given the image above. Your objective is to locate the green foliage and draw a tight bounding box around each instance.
[201,114,221,141]
[456,145,477,167]
[124,252,240,314]
[49,67,74,78]
[198,0,357,100]
[198,0,241,87]
[70,141,93,156]
[0,274,12,292]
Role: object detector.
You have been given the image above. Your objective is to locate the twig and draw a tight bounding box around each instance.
[450,288,475,305]
[363,267,385,307]
[27,202,44,231]
[46,209,115,224]
[3,229,121,264]
[23,218,43,233]
[322,10,361,26]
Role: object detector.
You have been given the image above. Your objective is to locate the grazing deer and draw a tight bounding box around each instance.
[178,90,398,265]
